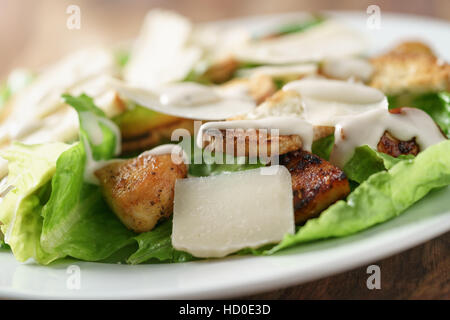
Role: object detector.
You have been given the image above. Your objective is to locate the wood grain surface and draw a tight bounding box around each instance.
[0,0,448,299]
[244,232,450,299]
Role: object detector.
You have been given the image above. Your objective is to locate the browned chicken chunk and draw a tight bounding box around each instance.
[375,108,421,158]
[203,56,240,84]
[280,150,350,224]
[202,128,303,158]
[121,119,194,155]
[95,153,188,233]
[377,131,419,157]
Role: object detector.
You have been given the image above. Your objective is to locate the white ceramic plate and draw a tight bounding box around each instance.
[1,12,449,300]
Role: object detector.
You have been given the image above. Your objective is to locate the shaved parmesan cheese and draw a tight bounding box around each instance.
[283,78,388,126]
[124,10,202,88]
[111,80,256,120]
[234,21,367,65]
[236,63,318,79]
[0,48,119,178]
[172,166,295,258]
[322,57,374,82]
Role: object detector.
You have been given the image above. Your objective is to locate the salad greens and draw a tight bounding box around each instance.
[0,91,448,264]
[271,15,325,37]
[343,145,414,184]
[188,154,265,177]
[311,134,334,161]
[127,220,195,264]
[254,15,325,39]
[268,139,450,254]
[0,142,71,263]
[389,91,450,138]
[38,95,135,263]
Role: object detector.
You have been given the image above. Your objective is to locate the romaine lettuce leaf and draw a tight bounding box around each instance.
[40,142,135,262]
[188,155,265,177]
[311,134,334,161]
[186,139,265,177]
[0,238,9,250]
[62,93,118,161]
[267,139,450,254]
[253,15,325,39]
[273,15,325,36]
[0,142,71,263]
[343,145,414,184]
[127,220,195,265]
[39,94,135,262]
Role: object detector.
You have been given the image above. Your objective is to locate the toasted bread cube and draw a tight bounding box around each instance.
[369,41,450,95]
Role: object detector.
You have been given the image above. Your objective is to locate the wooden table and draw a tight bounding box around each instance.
[0,0,449,300]
[244,232,449,299]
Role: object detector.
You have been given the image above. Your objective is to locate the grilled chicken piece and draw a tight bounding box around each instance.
[280,150,350,224]
[223,74,277,105]
[203,128,303,158]
[228,90,334,141]
[377,131,419,157]
[95,153,187,233]
[369,41,450,95]
[203,56,240,84]
[121,119,194,155]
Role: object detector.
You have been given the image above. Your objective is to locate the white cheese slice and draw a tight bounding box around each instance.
[0,48,120,179]
[234,21,367,65]
[172,166,295,258]
[124,9,202,88]
[236,63,318,79]
[0,48,118,145]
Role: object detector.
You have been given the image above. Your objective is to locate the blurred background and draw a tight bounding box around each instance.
[0,0,449,78]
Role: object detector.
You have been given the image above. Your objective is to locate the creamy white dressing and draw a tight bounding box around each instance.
[111,79,256,120]
[159,82,220,107]
[321,57,374,82]
[330,108,447,167]
[196,117,314,151]
[80,112,122,185]
[140,144,189,165]
[283,78,388,126]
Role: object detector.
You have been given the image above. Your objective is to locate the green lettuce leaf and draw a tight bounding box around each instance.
[62,93,118,161]
[0,238,9,250]
[127,220,195,265]
[389,91,450,138]
[39,94,135,263]
[0,142,71,263]
[273,15,325,36]
[343,145,414,184]
[186,138,265,177]
[311,134,334,161]
[267,139,450,254]
[189,155,265,177]
[253,15,325,39]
